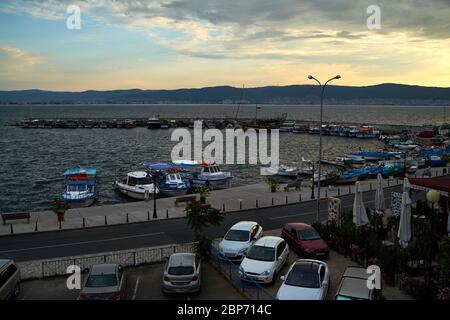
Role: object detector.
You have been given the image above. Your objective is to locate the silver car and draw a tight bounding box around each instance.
[161,253,201,294]
[0,259,20,300]
[78,264,126,300]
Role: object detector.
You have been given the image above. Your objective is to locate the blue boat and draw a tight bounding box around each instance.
[60,168,97,208]
[350,152,393,161]
[143,162,190,197]
[337,168,369,184]
[172,160,233,190]
[430,156,446,167]
[418,146,450,158]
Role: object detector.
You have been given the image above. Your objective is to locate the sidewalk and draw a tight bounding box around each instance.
[1,167,447,236]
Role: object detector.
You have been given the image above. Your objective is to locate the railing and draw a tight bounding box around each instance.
[41,242,195,278]
[209,245,276,300]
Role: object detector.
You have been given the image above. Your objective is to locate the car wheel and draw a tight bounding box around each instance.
[13,283,20,299]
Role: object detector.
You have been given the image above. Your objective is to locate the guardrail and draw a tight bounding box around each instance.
[41,242,195,278]
[209,245,276,300]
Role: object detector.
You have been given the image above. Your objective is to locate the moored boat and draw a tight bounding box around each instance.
[114,171,159,200]
[60,168,97,208]
[174,161,233,190]
[147,115,162,129]
[143,162,190,197]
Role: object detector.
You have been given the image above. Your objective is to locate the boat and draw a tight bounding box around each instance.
[147,115,162,129]
[348,126,360,137]
[438,124,450,136]
[124,119,137,129]
[292,124,308,133]
[143,162,190,197]
[343,154,366,165]
[264,165,299,178]
[279,121,296,132]
[336,168,369,184]
[350,151,393,162]
[60,168,97,208]
[174,161,233,190]
[114,171,159,200]
[308,125,320,134]
[430,156,446,167]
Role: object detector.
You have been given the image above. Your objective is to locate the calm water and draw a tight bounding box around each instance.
[0,104,445,212]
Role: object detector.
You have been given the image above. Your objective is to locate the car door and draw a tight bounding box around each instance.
[275,240,288,272]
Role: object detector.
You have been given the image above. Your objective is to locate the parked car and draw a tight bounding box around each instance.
[0,259,20,300]
[238,236,289,284]
[334,266,380,300]
[218,221,263,262]
[276,259,330,300]
[78,263,126,300]
[281,223,329,259]
[161,253,201,294]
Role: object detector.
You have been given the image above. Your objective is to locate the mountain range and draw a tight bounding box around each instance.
[1,83,450,105]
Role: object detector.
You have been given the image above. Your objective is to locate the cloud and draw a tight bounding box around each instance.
[0,45,40,70]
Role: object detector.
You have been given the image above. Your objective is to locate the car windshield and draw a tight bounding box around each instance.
[246,245,275,262]
[168,266,194,275]
[224,229,250,242]
[299,229,321,240]
[285,266,320,288]
[85,274,117,287]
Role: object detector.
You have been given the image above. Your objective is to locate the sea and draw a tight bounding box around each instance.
[0,104,447,212]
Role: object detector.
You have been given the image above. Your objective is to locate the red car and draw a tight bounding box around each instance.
[281,223,329,259]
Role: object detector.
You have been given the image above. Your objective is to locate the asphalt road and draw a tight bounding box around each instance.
[0,185,406,262]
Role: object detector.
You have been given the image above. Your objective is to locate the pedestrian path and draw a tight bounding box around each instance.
[1,167,447,236]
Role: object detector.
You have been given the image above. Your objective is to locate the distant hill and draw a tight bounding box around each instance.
[1,83,450,105]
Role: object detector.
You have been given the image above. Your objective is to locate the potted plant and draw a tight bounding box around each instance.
[51,199,69,222]
[196,185,212,204]
[266,177,279,193]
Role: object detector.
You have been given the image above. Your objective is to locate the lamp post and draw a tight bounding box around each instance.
[310,162,315,199]
[308,75,341,221]
[426,189,440,285]
[153,174,159,219]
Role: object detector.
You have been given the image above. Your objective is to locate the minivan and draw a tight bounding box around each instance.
[0,259,21,300]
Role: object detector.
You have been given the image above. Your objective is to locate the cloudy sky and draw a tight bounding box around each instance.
[0,0,449,90]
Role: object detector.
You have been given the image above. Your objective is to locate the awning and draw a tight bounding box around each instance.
[409,175,450,197]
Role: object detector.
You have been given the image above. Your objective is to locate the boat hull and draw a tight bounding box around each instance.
[115,182,157,200]
[191,177,233,190]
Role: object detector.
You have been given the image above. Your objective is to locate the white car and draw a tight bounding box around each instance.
[218,221,263,262]
[238,236,289,284]
[276,259,330,300]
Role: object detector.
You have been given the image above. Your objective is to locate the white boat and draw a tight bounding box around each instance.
[115,171,159,200]
[147,115,162,129]
[61,168,97,208]
[265,165,299,177]
[178,162,233,189]
[279,122,296,132]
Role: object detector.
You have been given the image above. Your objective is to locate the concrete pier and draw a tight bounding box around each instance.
[1,166,447,236]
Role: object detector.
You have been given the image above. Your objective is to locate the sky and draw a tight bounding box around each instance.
[0,0,449,91]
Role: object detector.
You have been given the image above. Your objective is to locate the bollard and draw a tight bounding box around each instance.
[166,209,169,219]
[396,178,399,185]
[272,198,274,206]
[239,201,242,210]
[35,221,38,232]
[299,193,302,202]
[325,190,328,198]
[348,186,351,194]
[105,216,107,225]
[256,199,258,208]
[126,214,129,223]
[388,179,390,187]
[148,210,150,221]
[286,195,288,204]
[59,220,62,230]
[223,203,225,212]
[82,217,86,227]
[10,224,13,234]
[370,183,372,190]
[338,188,340,196]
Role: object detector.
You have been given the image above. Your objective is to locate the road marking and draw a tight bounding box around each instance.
[269,198,392,220]
[132,272,142,300]
[0,232,165,254]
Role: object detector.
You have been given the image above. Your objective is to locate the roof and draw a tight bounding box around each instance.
[169,253,196,267]
[337,277,371,300]
[143,162,175,172]
[64,168,96,176]
[286,223,313,231]
[90,264,117,275]
[409,174,450,197]
[128,171,150,179]
[230,221,258,231]
[343,266,370,280]
[254,236,282,248]
[292,260,321,273]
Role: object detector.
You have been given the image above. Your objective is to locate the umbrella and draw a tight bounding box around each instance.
[374,173,385,211]
[353,181,369,227]
[397,178,412,247]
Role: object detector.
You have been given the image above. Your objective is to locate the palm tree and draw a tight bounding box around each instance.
[185,200,223,259]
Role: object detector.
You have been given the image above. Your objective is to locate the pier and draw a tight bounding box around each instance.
[1,166,447,237]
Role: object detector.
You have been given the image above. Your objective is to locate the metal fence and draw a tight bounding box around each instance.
[209,245,276,300]
[41,243,195,278]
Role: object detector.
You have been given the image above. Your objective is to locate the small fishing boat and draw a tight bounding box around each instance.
[264,165,299,178]
[60,168,97,208]
[279,121,296,132]
[344,154,366,165]
[143,162,190,197]
[115,171,159,200]
[292,124,308,133]
[350,151,393,162]
[147,115,162,129]
[430,156,446,167]
[124,119,137,129]
[174,161,233,189]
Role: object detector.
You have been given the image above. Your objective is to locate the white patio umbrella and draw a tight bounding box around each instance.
[374,173,385,211]
[397,178,412,247]
[353,181,369,227]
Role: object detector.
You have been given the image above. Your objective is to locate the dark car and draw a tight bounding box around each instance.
[281,223,329,259]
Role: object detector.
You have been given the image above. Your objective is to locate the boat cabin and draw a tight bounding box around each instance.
[125,171,153,186]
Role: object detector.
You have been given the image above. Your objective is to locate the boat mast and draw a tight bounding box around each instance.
[234,84,245,120]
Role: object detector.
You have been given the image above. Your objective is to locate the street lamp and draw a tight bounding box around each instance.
[308,75,341,221]
[310,162,315,199]
[426,189,440,285]
[153,174,160,219]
